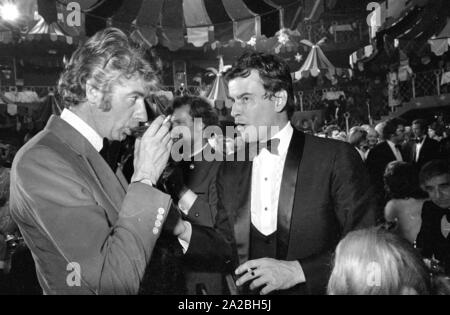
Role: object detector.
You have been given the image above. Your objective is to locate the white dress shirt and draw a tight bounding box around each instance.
[415,137,426,162]
[387,140,403,162]
[179,123,294,249]
[251,123,293,236]
[60,109,103,152]
[355,147,369,162]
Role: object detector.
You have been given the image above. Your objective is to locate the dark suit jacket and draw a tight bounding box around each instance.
[403,137,441,171]
[181,146,223,294]
[9,116,172,295]
[416,201,450,274]
[185,129,377,295]
[366,141,402,211]
[182,146,221,227]
[140,145,223,295]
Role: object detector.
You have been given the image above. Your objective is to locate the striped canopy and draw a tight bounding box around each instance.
[294,38,335,80]
[117,0,329,51]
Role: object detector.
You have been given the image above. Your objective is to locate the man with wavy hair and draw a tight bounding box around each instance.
[9,28,173,294]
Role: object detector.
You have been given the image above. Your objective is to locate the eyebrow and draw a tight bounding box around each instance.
[127,91,146,97]
[230,93,253,101]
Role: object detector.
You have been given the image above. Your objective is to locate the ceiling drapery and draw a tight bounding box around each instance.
[125,0,318,51]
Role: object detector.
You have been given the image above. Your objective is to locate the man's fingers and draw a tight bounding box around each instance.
[249,274,270,291]
[161,132,171,147]
[166,139,173,150]
[144,115,165,137]
[260,284,275,296]
[236,269,258,287]
[153,115,172,140]
[235,259,262,275]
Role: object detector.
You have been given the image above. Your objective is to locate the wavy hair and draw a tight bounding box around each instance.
[58,28,159,111]
[224,52,295,119]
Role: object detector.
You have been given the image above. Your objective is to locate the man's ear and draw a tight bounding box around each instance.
[85,79,102,108]
[274,90,288,113]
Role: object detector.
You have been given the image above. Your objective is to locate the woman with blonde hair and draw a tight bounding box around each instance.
[328,227,431,295]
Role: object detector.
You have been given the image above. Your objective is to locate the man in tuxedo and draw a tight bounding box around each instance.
[174,52,377,295]
[403,119,441,171]
[417,160,450,275]
[366,118,406,212]
[141,96,224,295]
[9,28,173,295]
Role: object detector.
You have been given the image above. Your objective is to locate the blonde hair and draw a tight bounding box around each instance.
[327,227,430,295]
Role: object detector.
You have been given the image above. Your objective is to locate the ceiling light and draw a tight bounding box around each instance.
[0,3,19,22]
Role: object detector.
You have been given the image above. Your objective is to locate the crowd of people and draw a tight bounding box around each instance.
[0,27,449,295]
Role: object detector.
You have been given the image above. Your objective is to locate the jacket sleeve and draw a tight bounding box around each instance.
[10,146,172,295]
[184,168,219,228]
[299,142,378,295]
[183,164,234,273]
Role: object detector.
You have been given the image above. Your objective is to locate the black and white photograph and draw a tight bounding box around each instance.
[0,0,449,299]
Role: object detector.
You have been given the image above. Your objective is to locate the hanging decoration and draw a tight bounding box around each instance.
[207,56,233,109]
[294,38,336,80]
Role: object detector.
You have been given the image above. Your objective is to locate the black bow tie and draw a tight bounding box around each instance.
[99,138,117,172]
[415,138,423,144]
[99,138,109,160]
[256,138,281,156]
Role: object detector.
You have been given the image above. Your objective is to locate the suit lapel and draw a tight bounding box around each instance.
[277,130,305,259]
[83,147,126,213]
[45,116,124,223]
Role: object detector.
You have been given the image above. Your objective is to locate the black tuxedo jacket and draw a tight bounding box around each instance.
[181,145,224,295]
[181,145,222,227]
[366,141,401,208]
[403,137,441,171]
[185,129,377,295]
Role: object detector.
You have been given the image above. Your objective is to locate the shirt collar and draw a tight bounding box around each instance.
[60,109,104,152]
[418,136,426,145]
[269,123,294,156]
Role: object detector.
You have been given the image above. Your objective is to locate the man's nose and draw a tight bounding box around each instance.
[134,99,148,122]
[434,189,442,200]
[231,102,239,118]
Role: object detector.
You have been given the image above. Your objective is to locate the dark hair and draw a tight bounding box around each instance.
[412,119,428,131]
[224,52,295,119]
[419,160,450,185]
[429,122,444,137]
[383,118,406,141]
[384,161,427,199]
[58,28,158,111]
[168,95,219,128]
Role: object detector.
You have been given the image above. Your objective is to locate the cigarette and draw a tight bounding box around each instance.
[163,115,172,125]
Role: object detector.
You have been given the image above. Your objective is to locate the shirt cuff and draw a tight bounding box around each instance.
[0,261,5,270]
[178,221,192,254]
[178,189,198,215]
